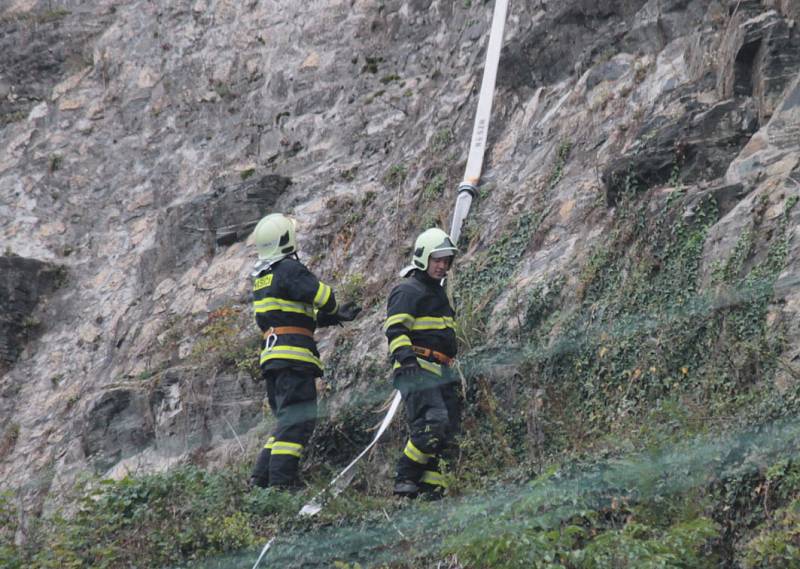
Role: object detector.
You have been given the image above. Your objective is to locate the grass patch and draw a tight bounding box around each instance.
[0,424,20,460]
[0,110,27,126]
[548,140,572,189]
[421,173,446,202]
[451,211,544,350]
[381,164,407,189]
[190,306,260,379]
[430,128,453,152]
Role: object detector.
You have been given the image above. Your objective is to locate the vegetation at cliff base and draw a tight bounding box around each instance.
[3,184,799,568]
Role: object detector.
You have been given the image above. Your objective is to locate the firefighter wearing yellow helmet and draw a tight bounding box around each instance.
[384,228,460,498]
[249,213,361,489]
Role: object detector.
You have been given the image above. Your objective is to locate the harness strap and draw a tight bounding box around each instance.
[411,345,454,366]
[263,326,314,339]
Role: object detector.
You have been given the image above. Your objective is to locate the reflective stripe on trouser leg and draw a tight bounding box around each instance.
[396,381,448,484]
[250,422,277,488]
[395,453,426,485]
[420,470,448,488]
[396,379,455,485]
[269,440,303,488]
[271,440,303,458]
[403,439,434,465]
[266,367,317,487]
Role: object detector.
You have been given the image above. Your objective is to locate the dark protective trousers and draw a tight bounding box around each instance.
[395,371,462,490]
[250,367,317,487]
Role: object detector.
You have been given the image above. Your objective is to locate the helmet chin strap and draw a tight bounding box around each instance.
[398,264,417,278]
[250,258,276,277]
[251,251,301,276]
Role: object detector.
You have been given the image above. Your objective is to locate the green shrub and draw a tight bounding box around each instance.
[573,518,718,568]
[742,500,800,568]
[191,306,260,378]
[0,491,21,569]
[382,164,407,189]
[422,174,446,201]
[15,465,275,568]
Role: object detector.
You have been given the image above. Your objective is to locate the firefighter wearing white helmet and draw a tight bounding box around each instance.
[384,227,460,499]
[398,227,459,277]
[249,213,362,489]
[253,213,298,263]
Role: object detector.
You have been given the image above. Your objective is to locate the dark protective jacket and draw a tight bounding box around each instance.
[384,270,457,377]
[252,256,340,377]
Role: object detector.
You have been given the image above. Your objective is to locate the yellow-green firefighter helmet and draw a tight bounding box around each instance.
[411,228,457,271]
[253,213,297,261]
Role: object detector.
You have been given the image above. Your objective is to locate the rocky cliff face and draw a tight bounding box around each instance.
[1,0,799,517]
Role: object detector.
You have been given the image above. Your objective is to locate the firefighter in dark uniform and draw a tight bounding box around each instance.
[384,228,461,498]
[249,213,361,489]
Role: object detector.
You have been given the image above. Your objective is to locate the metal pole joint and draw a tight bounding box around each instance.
[458,182,478,197]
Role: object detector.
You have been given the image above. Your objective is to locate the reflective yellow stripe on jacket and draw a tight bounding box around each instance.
[389,334,412,354]
[253,297,315,318]
[411,316,455,331]
[384,313,455,332]
[384,312,416,331]
[260,346,323,369]
[313,282,335,310]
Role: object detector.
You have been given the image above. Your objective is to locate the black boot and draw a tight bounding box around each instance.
[249,448,271,489]
[393,479,420,498]
[419,482,445,501]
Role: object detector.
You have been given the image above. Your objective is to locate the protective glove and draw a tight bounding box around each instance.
[336,301,362,322]
[393,359,420,395]
[394,360,420,378]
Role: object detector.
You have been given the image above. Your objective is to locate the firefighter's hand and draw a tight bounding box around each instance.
[394,360,420,378]
[393,360,420,395]
[336,301,362,322]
